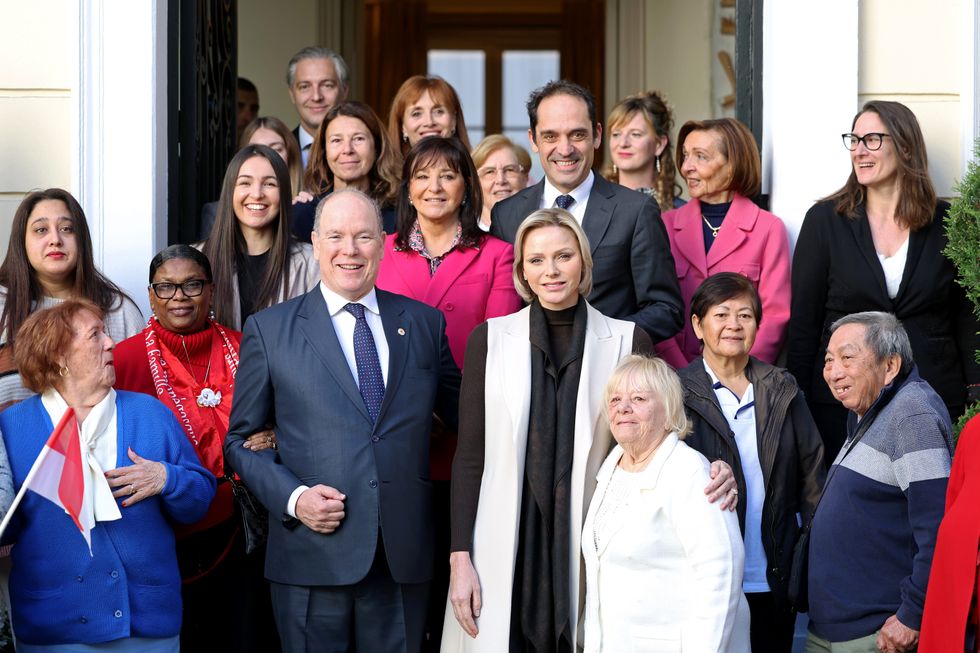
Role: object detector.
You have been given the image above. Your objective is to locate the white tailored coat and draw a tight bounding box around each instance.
[582,434,751,653]
[441,302,636,653]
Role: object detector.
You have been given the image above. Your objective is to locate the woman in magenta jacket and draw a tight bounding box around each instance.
[657,118,790,369]
[375,135,521,650]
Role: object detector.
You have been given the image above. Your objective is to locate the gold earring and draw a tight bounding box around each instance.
[59,366,70,378]
[612,164,618,175]
[655,155,662,173]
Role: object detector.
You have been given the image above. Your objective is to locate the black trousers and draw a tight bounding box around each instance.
[271,534,429,653]
[746,591,797,653]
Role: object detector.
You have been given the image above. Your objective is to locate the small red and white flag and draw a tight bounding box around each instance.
[0,408,95,554]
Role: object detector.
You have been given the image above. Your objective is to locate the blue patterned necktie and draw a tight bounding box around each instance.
[555,194,575,210]
[343,303,385,423]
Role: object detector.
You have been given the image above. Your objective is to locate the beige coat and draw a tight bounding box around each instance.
[441,302,636,653]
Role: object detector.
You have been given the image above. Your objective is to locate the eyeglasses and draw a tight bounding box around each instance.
[478,165,524,181]
[842,132,891,151]
[149,279,208,299]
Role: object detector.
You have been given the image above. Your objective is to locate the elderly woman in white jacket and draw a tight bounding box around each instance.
[583,355,751,652]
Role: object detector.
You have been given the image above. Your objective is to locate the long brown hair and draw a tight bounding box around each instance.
[239,116,304,195]
[201,145,296,327]
[305,101,401,207]
[388,75,471,157]
[824,100,936,230]
[0,189,132,348]
[604,90,682,209]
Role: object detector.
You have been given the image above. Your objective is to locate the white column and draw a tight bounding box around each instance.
[762,1,858,251]
[75,0,168,319]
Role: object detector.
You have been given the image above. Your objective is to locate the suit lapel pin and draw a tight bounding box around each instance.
[397,327,406,336]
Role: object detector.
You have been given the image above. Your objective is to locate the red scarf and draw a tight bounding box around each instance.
[144,318,239,477]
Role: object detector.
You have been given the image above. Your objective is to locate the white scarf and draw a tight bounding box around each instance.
[41,388,123,524]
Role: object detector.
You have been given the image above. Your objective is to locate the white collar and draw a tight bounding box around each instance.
[319,282,381,318]
[543,170,594,208]
[298,125,315,150]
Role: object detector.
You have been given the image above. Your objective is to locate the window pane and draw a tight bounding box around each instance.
[427,50,485,144]
[503,50,559,183]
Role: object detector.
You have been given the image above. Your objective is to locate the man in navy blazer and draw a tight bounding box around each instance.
[286,46,349,167]
[490,80,683,343]
[224,189,460,652]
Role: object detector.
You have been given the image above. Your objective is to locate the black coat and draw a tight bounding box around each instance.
[679,356,826,607]
[787,199,979,414]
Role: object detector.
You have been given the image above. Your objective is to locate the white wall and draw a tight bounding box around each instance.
[0,0,75,261]
[859,0,964,197]
[763,1,858,250]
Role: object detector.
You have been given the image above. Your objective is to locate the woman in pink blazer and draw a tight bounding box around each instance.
[376,135,521,650]
[658,118,790,368]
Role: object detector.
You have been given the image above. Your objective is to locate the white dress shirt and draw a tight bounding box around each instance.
[286,282,391,517]
[540,171,594,224]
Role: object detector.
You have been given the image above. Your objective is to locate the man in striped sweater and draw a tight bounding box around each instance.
[807,312,953,653]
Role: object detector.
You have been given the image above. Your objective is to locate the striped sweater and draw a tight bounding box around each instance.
[808,368,953,642]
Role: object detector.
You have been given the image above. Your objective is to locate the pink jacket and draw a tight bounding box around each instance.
[657,194,791,367]
[376,233,523,370]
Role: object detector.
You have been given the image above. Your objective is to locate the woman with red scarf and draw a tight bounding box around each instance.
[113,244,279,652]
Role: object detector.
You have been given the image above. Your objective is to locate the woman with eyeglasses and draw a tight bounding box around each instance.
[470,135,531,231]
[788,100,979,467]
[113,245,280,652]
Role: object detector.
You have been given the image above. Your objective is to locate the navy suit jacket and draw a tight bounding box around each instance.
[490,174,683,342]
[224,287,460,586]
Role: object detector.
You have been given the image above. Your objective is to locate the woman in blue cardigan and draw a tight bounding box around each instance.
[0,299,215,652]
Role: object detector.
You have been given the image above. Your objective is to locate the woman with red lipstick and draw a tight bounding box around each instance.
[603,90,684,210]
[0,188,143,410]
[376,135,521,650]
[113,245,279,652]
[657,117,791,371]
[679,273,825,653]
[788,100,979,467]
[200,144,319,330]
[388,75,471,158]
[298,101,401,237]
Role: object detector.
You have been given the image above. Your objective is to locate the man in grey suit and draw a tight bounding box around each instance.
[224,189,460,652]
[491,80,683,342]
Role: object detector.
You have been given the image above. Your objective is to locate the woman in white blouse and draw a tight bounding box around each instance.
[582,355,750,653]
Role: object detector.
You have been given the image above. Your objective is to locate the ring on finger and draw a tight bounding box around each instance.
[130,485,137,495]
[729,488,738,495]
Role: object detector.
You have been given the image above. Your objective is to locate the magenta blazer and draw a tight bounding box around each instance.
[657,193,791,367]
[376,233,523,370]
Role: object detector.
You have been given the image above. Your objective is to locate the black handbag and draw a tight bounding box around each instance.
[225,474,268,555]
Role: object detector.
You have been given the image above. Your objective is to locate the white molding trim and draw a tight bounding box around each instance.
[76,0,168,319]
[961,0,979,173]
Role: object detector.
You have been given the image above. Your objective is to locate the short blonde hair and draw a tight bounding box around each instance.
[603,355,691,439]
[512,208,594,303]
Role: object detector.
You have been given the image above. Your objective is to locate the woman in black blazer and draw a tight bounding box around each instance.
[788,100,979,466]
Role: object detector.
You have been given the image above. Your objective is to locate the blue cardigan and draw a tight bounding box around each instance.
[0,391,216,646]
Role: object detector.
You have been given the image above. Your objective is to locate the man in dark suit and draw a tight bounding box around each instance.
[286,46,349,167]
[491,80,683,342]
[224,189,460,652]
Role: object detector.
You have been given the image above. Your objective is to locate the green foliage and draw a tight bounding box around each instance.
[945,139,980,438]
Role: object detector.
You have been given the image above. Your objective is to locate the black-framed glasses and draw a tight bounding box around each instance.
[149,279,208,299]
[842,132,891,151]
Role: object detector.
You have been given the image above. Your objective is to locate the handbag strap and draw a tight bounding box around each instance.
[802,411,877,533]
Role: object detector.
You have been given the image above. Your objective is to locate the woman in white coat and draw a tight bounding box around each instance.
[443,210,738,653]
[582,355,751,653]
